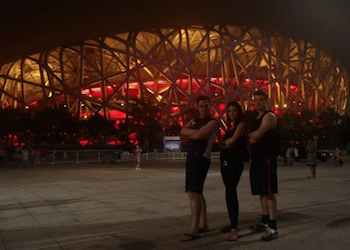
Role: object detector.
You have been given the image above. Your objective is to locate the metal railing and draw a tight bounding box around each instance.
[47,150,220,164]
[49,150,123,164]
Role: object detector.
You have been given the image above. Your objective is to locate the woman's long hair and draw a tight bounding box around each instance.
[226,101,244,127]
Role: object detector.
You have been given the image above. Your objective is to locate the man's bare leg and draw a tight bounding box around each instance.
[260,194,278,241]
[198,194,210,231]
[260,195,269,216]
[180,192,201,240]
[260,194,277,220]
[250,195,269,232]
[266,194,277,220]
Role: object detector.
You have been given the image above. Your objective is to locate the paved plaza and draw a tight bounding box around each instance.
[0,156,349,250]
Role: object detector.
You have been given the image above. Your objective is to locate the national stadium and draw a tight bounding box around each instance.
[0,1,348,127]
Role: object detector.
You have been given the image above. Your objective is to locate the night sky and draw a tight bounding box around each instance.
[1,0,350,71]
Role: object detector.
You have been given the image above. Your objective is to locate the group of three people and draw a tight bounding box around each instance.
[180,90,279,242]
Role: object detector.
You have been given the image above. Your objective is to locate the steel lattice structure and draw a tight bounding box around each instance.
[0,25,348,126]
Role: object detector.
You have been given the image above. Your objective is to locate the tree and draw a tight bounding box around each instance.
[32,107,79,145]
[164,107,198,136]
[318,109,341,149]
[115,120,133,151]
[297,109,317,143]
[164,123,182,136]
[128,98,163,152]
[277,109,317,148]
[0,107,32,143]
[81,113,117,147]
[278,110,298,143]
[336,114,350,148]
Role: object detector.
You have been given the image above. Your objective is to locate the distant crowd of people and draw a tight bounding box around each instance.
[0,144,49,166]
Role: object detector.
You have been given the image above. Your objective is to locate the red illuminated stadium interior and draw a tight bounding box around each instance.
[79,77,299,119]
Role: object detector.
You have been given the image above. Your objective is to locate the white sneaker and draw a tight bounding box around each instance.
[249,222,268,233]
[261,227,279,241]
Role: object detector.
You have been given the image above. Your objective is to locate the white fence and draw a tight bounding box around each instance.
[47,150,220,164]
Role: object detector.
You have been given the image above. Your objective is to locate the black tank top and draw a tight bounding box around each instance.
[220,122,246,161]
[250,111,278,159]
[187,117,217,157]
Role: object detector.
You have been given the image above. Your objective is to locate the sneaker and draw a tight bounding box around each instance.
[249,222,268,233]
[261,227,279,241]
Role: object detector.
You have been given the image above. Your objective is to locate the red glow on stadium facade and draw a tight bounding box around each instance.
[78,77,298,120]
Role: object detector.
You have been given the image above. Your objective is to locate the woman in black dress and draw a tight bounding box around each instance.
[220,101,247,241]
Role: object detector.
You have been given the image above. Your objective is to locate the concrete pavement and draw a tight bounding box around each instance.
[0,156,349,250]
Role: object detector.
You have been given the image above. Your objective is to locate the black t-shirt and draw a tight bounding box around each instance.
[187,117,217,157]
[221,122,246,161]
[250,111,278,159]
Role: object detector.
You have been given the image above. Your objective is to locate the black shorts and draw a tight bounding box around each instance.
[250,156,278,195]
[186,155,210,194]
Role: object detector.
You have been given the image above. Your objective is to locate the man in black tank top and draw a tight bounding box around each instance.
[248,90,279,241]
[179,95,219,241]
